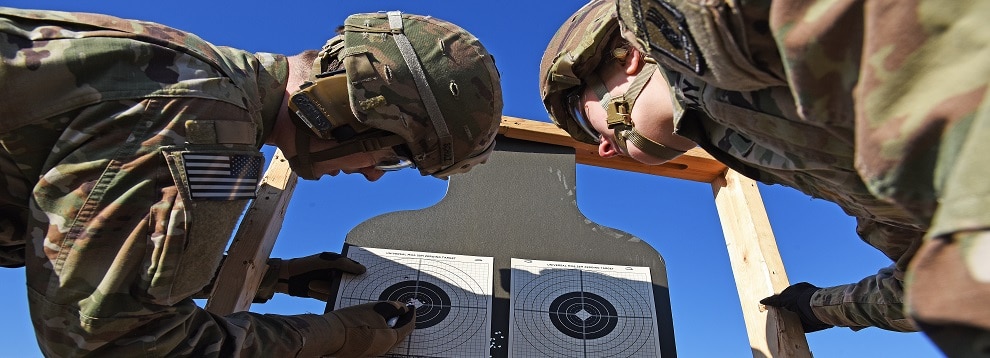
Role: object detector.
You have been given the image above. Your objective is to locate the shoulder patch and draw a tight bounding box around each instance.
[181,152,263,200]
[623,0,705,75]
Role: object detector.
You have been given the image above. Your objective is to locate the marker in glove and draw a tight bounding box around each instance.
[760,282,834,333]
[324,301,416,357]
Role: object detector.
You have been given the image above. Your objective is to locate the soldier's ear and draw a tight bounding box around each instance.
[624,46,643,75]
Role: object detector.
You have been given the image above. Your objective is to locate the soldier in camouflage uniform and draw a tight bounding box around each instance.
[540,0,989,356]
[0,6,502,357]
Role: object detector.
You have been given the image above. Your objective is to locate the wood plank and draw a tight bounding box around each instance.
[711,169,812,357]
[499,116,726,182]
[205,149,298,315]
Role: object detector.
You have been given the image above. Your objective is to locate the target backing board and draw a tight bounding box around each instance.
[509,258,662,358]
[335,246,493,357]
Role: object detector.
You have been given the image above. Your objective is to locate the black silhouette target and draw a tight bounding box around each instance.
[548,292,618,339]
[379,280,451,329]
[511,263,661,357]
[336,247,492,357]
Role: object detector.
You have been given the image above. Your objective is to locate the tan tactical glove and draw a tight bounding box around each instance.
[256,252,366,302]
[324,301,416,357]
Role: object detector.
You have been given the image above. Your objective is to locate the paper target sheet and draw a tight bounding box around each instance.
[509,258,662,358]
[335,247,493,358]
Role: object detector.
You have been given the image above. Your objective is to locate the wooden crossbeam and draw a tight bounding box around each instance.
[498,116,726,182]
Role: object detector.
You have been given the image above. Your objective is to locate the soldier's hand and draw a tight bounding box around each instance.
[274,252,366,301]
[760,282,834,333]
[325,301,416,357]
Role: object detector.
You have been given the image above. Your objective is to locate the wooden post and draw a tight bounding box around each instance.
[712,169,812,357]
[205,149,298,315]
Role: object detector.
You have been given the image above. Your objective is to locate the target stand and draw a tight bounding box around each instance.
[326,137,676,357]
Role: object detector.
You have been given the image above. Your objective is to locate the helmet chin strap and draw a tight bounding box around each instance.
[588,62,686,162]
[286,126,406,180]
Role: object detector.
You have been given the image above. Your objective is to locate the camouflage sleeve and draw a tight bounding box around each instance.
[810,265,917,332]
[807,217,922,332]
[16,98,333,357]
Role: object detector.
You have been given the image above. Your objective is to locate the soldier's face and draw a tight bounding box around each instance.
[577,54,693,165]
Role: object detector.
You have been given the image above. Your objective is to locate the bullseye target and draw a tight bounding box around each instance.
[335,247,493,357]
[510,259,662,357]
[379,280,452,329]
[548,291,618,339]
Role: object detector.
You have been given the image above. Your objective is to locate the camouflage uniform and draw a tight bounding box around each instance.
[657,71,923,332]
[0,7,342,357]
[613,0,990,353]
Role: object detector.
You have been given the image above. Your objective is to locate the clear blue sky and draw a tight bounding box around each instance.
[0,1,943,357]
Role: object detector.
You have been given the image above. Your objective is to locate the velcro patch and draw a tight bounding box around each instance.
[625,0,704,75]
[182,153,263,200]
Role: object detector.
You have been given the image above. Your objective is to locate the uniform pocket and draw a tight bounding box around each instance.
[146,148,262,305]
[705,92,847,173]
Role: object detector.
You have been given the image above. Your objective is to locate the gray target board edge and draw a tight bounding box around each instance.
[326,136,676,358]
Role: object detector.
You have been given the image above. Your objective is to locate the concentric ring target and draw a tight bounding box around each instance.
[548,292,618,339]
[336,248,493,357]
[379,280,452,329]
[510,264,662,357]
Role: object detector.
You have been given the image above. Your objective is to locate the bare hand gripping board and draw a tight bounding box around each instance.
[326,137,676,357]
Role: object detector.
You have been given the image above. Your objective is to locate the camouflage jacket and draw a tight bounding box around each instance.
[617,0,990,331]
[665,72,922,332]
[1,7,338,357]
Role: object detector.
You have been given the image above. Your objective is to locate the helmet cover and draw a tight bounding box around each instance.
[539,0,619,145]
[329,11,504,177]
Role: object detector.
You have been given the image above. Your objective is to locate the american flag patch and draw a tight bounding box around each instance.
[182,153,263,200]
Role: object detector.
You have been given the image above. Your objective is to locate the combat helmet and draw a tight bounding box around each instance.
[288,11,503,179]
[539,0,686,162]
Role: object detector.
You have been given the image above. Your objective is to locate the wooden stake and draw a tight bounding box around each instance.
[206,149,298,315]
[712,169,812,357]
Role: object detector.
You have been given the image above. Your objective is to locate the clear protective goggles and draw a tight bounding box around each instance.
[375,156,415,171]
[565,88,602,143]
[374,146,416,172]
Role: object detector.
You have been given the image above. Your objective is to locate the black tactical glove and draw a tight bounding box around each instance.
[257,252,366,302]
[325,301,416,357]
[760,282,834,333]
